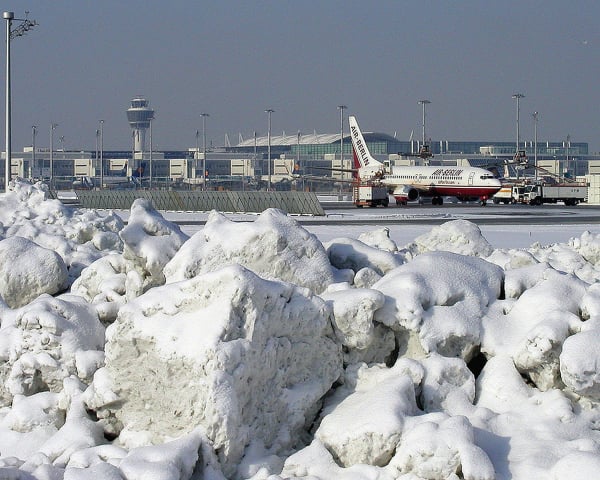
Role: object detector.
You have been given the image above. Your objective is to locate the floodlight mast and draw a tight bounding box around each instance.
[4,11,37,191]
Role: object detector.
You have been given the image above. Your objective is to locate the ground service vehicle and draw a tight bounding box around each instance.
[353,183,389,208]
[524,183,587,206]
[492,184,529,204]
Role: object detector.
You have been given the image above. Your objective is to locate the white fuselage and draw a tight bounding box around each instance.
[361,165,501,201]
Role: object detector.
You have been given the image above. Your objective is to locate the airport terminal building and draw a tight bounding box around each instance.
[0,132,595,191]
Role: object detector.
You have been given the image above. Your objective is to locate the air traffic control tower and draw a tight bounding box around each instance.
[126,97,154,152]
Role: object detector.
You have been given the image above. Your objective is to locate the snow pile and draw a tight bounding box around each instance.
[164,208,335,293]
[98,265,341,477]
[0,295,105,407]
[0,180,124,282]
[373,251,503,360]
[1,183,600,479]
[0,236,68,308]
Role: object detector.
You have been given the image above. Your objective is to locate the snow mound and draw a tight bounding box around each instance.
[119,198,188,289]
[0,295,104,407]
[325,237,404,276]
[357,227,399,252]
[405,219,494,257]
[101,265,342,478]
[164,208,335,293]
[373,251,503,360]
[0,180,124,283]
[0,237,68,308]
[483,266,586,390]
[560,329,600,400]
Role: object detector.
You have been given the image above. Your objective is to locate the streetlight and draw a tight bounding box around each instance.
[50,123,58,188]
[195,129,199,184]
[4,11,37,191]
[532,111,538,180]
[337,105,347,171]
[99,120,104,189]
[149,117,153,188]
[265,108,274,190]
[512,93,525,153]
[418,99,431,149]
[200,113,209,191]
[31,125,36,179]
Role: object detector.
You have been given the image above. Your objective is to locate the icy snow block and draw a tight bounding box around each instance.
[0,236,68,308]
[315,372,417,467]
[0,295,105,406]
[325,237,404,276]
[104,265,342,476]
[406,219,494,257]
[560,329,600,400]
[164,208,336,294]
[119,198,188,286]
[373,251,503,360]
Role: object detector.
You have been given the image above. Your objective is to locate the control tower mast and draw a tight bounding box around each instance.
[126,96,154,152]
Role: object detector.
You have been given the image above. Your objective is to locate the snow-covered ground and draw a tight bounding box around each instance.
[1,180,600,480]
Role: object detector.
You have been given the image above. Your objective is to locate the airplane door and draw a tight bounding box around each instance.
[468,171,475,185]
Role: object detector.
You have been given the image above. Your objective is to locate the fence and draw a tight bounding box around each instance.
[73,190,325,215]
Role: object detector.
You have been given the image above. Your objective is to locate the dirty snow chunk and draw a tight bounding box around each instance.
[353,267,382,289]
[280,439,394,480]
[316,364,419,467]
[357,227,398,252]
[485,248,538,272]
[325,237,404,276]
[103,265,342,477]
[320,286,386,350]
[119,198,188,286]
[0,180,125,283]
[0,236,68,308]
[405,219,494,257]
[389,414,495,480]
[560,329,600,400]
[420,353,475,412]
[164,208,335,293]
[0,295,105,406]
[482,267,585,390]
[118,429,204,480]
[373,251,502,359]
[570,230,600,265]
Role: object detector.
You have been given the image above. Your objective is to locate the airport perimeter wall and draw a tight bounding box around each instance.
[74,190,326,215]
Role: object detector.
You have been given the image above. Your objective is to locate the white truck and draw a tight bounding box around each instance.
[492,184,528,204]
[353,183,390,208]
[524,183,588,206]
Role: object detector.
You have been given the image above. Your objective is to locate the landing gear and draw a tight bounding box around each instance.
[432,196,444,206]
[479,196,488,206]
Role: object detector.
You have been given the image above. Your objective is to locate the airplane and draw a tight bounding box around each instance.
[348,115,502,205]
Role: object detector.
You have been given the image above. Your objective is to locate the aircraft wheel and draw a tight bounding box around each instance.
[480,199,487,206]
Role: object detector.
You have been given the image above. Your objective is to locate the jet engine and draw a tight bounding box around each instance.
[393,185,419,202]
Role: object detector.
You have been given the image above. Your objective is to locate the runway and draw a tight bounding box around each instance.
[299,203,600,226]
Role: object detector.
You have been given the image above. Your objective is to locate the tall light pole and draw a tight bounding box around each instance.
[265,108,274,191]
[566,134,571,177]
[512,93,525,153]
[149,117,153,189]
[4,11,37,191]
[200,113,209,191]
[418,99,431,149]
[31,125,36,179]
[50,123,58,188]
[99,120,104,189]
[532,111,538,180]
[337,105,347,169]
[195,129,199,184]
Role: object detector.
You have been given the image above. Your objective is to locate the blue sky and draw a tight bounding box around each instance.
[2,0,600,151]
